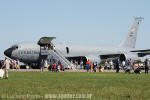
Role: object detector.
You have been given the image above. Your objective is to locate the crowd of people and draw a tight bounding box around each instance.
[0,58,21,70]
[39,58,150,74]
[0,56,150,79]
[104,58,150,74]
[40,59,65,72]
[83,58,150,74]
[85,59,105,72]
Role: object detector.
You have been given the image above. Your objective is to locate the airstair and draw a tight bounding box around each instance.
[48,50,71,68]
[38,37,72,69]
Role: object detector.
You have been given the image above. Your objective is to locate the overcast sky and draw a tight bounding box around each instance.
[0,0,150,59]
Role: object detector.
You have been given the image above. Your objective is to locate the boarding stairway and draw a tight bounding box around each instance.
[38,37,72,69]
[40,49,72,68]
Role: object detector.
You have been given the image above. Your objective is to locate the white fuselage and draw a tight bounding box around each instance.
[9,42,138,64]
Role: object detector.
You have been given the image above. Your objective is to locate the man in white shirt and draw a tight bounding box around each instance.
[122,61,126,69]
[3,57,10,79]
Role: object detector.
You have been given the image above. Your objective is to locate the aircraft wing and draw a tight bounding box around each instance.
[131,49,150,57]
[131,49,150,52]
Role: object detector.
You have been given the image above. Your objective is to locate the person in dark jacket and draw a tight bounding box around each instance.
[116,59,120,73]
[144,59,149,74]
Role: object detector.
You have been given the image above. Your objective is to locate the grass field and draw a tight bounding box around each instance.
[0,72,150,100]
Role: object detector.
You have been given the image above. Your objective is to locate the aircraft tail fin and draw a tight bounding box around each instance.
[119,17,144,48]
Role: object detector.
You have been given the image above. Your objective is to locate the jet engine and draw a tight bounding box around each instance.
[119,53,140,62]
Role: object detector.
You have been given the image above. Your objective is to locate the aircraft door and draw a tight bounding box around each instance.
[66,47,69,54]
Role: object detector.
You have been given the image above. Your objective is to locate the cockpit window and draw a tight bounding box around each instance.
[11,45,18,50]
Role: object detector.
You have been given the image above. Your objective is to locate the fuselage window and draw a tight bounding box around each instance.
[31,51,34,54]
[66,47,69,54]
[27,51,31,54]
[18,51,19,54]
[21,51,23,54]
[24,51,26,54]
[34,51,39,54]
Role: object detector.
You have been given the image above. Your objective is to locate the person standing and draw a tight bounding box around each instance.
[129,59,133,70]
[93,61,98,72]
[13,60,17,70]
[105,61,108,69]
[109,60,113,69]
[44,60,48,68]
[75,60,78,69]
[80,60,83,69]
[122,60,126,69]
[52,62,56,72]
[3,57,10,79]
[86,59,91,72]
[57,64,60,72]
[98,62,102,72]
[144,59,149,74]
[60,64,64,71]
[116,60,120,73]
[40,60,44,72]
[16,59,21,71]
[90,62,93,72]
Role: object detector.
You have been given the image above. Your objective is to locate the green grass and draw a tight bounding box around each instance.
[0,72,150,100]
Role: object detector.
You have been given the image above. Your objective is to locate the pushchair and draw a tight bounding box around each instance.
[0,69,4,78]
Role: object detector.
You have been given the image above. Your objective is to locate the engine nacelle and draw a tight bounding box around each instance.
[119,53,140,62]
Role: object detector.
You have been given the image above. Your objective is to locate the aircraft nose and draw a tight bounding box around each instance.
[4,48,13,58]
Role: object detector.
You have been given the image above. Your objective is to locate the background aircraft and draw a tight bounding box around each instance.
[4,17,150,68]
